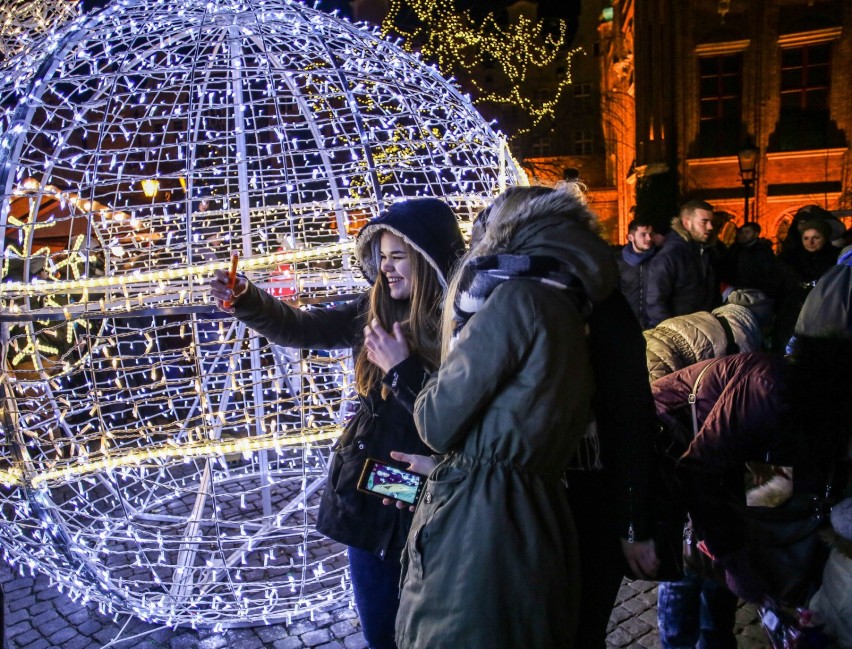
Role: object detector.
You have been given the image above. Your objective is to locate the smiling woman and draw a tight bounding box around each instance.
[208,198,464,647]
[379,233,413,300]
[0,0,524,628]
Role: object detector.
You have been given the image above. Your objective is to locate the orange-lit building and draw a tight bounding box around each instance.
[600,0,851,245]
[522,0,622,240]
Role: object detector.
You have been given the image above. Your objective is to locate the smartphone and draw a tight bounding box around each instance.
[356,458,425,506]
[223,252,239,308]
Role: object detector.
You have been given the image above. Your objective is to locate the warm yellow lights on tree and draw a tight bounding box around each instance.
[381,0,580,132]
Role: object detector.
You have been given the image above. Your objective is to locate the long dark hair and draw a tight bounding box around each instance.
[354,237,443,397]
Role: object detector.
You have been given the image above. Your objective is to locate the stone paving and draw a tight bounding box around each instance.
[1,559,768,648]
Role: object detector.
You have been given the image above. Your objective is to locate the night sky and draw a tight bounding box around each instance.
[81,0,582,23]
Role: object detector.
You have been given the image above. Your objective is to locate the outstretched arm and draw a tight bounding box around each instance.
[208,268,363,349]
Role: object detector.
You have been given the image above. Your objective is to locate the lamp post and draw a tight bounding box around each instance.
[737,142,758,224]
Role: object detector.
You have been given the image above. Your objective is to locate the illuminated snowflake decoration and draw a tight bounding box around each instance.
[0,0,80,61]
[0,0,524,629]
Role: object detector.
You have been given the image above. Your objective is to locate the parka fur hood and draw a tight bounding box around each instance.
[469,184,616,303]
[669,214,693,243]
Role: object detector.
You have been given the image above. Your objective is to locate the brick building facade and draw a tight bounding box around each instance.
[601,0,851,244]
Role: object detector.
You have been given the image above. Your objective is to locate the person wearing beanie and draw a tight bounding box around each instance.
[209,198,464,649]
[774,219,840,352]
[809,497,852,648]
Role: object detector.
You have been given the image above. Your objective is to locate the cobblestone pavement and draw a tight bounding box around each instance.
[1,559,767,649]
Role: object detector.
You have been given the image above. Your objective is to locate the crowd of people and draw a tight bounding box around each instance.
[208,186,852,649]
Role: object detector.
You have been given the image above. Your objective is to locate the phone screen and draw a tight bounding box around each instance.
[357,459,424,505]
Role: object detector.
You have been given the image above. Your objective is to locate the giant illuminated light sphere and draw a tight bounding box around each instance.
[0,0,524,629]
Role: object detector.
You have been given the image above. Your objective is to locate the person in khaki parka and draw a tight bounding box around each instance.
[394,184,616,649]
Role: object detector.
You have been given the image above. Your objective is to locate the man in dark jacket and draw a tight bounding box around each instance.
[616,219,657,328]
[646,199,720,327]
[719,222,781,300]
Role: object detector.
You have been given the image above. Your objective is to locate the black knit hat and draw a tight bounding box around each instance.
[799,219,833,242]
[355,198,465,288]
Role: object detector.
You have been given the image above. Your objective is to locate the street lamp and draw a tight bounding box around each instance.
[737,141,759,223]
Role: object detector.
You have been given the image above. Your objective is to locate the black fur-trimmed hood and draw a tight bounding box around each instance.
[355,198,465,288]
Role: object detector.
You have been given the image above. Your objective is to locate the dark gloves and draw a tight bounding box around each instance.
[715,548,768,603]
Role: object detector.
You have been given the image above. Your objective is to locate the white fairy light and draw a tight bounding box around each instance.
[0,0,80,62]
[0,0,525,628]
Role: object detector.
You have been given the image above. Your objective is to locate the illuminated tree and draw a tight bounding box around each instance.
[381,0,580,138]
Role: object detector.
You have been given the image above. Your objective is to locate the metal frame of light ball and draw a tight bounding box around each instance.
[0,0,524,629]
[0,0,80,61]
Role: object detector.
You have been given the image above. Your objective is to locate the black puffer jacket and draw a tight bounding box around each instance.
[233,198,464,557]
[615,245,656,329]
[645,220,720,327]
[719,238,781,299]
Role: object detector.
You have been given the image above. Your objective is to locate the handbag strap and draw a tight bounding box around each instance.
[713,314,740,356]
[688,359,721,437]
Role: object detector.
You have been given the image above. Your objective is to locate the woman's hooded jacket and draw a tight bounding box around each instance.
[395,187,616,649]
[232,198,463,557]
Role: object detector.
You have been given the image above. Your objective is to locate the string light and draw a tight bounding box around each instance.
[0,0,80,61]
[0,0,525,629]
[381,0,580,130]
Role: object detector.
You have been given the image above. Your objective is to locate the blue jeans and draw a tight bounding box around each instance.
[657,574,738,649]
[348,546,401,649]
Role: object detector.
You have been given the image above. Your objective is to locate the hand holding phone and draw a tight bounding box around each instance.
[222,252,239,309]
[357,458,425,506]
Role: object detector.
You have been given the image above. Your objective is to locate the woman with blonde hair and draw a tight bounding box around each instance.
[209,198,464,649]
[393,184,616,649]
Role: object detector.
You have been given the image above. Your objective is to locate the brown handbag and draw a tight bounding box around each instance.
[682,493,830,605]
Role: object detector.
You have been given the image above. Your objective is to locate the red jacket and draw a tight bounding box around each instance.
[652,353,787,555]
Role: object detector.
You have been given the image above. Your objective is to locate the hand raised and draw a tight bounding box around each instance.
[363,319,410,373]
[209,268,248,313]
